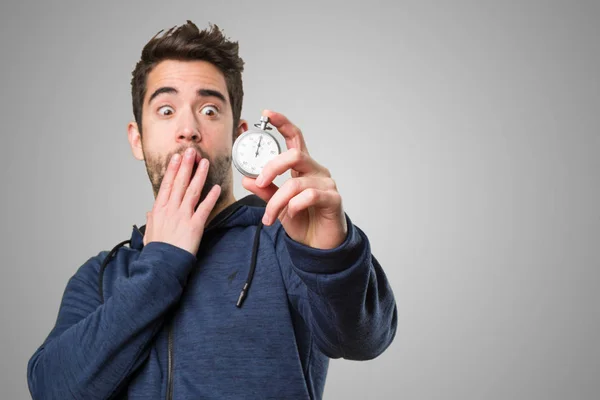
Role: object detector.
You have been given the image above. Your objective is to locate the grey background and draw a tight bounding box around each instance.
[1,0,598,399]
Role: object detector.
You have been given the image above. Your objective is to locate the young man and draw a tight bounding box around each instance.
[27,21,398,400]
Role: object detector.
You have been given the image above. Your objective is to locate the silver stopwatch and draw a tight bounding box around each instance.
[232,116,282,178]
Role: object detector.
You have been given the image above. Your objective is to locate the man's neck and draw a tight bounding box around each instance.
[206,192,237,227]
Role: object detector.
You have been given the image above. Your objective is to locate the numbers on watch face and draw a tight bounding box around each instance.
[235,131,279,175]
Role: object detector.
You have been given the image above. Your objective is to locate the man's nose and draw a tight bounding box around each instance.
[176,111,201,143]
[177,127,201,143]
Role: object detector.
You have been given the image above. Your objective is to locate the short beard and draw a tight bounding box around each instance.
[144,144,232,211]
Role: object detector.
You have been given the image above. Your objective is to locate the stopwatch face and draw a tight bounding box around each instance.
[232,129,281,178]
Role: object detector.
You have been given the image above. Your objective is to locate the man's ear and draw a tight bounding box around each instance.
[235,119,248,140]
[127,121,145,161]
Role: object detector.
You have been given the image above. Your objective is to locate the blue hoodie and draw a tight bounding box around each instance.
[27,195,397,400]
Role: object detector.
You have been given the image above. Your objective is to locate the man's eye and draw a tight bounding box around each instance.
[158,106,174,116]
[201,105,218,116]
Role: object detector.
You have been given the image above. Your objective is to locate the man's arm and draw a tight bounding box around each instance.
[28,145,220,399]
[240,110,397,359]
[273,213,398,360]
[26,242,196,400]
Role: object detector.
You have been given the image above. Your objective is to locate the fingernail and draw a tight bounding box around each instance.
[256,175,264,187]
[186,148,194,158]
[262,213,269,225]
[172,153,181,163]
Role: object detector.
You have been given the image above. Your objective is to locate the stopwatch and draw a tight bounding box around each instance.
[232,116,282,178]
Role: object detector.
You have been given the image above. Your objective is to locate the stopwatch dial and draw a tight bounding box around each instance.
[236,132,279,176]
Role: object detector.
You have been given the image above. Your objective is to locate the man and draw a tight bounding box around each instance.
[27,21,397,400]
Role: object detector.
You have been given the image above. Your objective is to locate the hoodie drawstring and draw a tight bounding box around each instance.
[236,220,264,308]
[98,239,131,304]
[97,222,263,308]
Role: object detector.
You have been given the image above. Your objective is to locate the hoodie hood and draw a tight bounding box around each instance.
[129,194,267,251]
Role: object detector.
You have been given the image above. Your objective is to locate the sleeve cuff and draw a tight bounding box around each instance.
[138,241,197,286]
[282,213,367,274]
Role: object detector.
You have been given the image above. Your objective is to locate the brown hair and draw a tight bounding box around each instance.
[130,20,245,136]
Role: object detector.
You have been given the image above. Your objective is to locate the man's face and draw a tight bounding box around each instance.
[129,59,243,208]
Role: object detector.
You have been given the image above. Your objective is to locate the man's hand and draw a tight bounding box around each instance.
[242,110,348,250]
[143,147,221,256]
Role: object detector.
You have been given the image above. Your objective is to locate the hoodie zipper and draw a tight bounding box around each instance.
[155,203,248,400]
[164,223,229,400]
[167,321,174,400]
[134,224,175,400]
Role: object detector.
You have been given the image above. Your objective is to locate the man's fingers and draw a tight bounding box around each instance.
[255,148,328,189]
[242,176,279,204]
[182,158,209,210]
[192,184,221,224]
[262,176,336,225]
[170,148,199,206]
[155,153,182,208]
[262,109,308,154]
[288,189,342,221]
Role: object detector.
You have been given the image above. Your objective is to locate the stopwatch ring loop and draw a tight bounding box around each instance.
[254,122,272,130]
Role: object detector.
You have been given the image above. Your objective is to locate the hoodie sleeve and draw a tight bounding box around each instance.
[273,213,398,360]
[26,241,197,400]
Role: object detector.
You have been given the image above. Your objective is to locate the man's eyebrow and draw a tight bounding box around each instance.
[147,87,227,105]
[198,88,227,104]
[148,86,177,105]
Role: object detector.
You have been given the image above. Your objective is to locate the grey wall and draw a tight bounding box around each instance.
[1,0,598,399]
